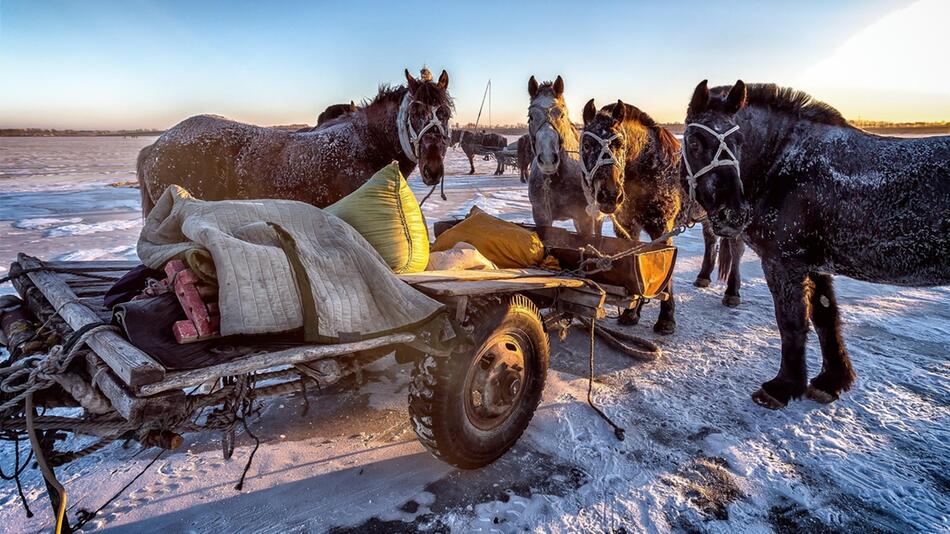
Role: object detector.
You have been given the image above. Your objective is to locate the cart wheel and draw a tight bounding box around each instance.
[409,294,549,468]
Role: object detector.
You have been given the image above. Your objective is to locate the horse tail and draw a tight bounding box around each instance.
[717,236,734,283]
[137,142,156,218]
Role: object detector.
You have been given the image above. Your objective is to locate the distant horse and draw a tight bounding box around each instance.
[138,69,452,216]
[517,134,532,183]
[296,101,359,132]
[682,80,950,408]
[317,101,357,126]
[526,75,602,238]
[451,130,508,174]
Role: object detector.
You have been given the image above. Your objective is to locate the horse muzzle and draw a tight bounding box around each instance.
[709,205,752,237]
[420,161,444,186]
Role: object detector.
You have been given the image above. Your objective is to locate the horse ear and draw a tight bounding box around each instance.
[583,99,597,125]
[725,80,747,114]
[405,69,419,92]
[528,76,538,98]
[688,80,709,117]
[553,75,564,97]
[349,100,356,110]
[612,99,626,122]
[437,69,449,90]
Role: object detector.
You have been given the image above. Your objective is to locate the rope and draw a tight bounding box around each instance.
[73,447,165,530]
[585,316,625,441]
[417,179,447,208]
[0,324,115,417]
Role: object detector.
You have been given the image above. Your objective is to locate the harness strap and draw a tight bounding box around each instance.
[681,123,741,203]
[397,93,450,163]
[578,130,625,216]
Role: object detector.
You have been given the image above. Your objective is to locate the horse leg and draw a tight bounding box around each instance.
[722,237,745,307]
[618,219,648,326]
[468,151,475,174]
[494,156,503,176]
[753,260,810,409]
[806,273,856,403]
[695,222,717,287]
[647,225,676,335]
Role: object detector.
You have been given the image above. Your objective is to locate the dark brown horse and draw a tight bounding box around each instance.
[517,134,532,183]
[451,130,508,174]
[580,100,685,333]
[138,69,452,215]
[682,80,950,408]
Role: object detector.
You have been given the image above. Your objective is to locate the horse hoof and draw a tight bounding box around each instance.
[653,320,676,335]
[722,295,741,307]
[694,278,711,288]
[806,385,838,404]
[751,388,786,409]
[618,313,640,326]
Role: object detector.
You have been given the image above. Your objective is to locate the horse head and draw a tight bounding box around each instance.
[402,68,453,186]
[580,99,630,214]
[527,75,571,175]
[682,80,752,237]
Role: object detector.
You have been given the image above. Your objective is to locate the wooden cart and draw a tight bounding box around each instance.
[0,226,676,531]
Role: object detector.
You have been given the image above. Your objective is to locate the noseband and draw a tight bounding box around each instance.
[397,93,450,163]
[578,129,625,215]
[681,123,741,203]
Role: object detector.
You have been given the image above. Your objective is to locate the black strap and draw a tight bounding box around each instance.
[268,223,320,342]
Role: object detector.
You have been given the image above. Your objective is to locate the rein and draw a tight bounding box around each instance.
[397,93,450,163]
[681,122,741,203]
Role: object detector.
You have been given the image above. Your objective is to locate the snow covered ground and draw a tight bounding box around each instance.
[0,136,947,533]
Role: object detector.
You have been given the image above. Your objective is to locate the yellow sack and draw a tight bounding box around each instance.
[326,162,429,273]
[432,207,544,268]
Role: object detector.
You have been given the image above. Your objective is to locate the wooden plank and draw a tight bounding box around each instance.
[137,332,417,396]
[555,287,607,320]
[414,276,585,297]
[85,353,185,421]
[18,254,165,387]
[398,268,553,285]
[44,260,138,271]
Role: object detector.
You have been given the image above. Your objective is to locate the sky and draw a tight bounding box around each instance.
[0,0,947,129]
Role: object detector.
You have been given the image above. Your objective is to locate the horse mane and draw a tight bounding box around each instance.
[711,83,848,127]
[601,102,680,164]
[364,83,454,109]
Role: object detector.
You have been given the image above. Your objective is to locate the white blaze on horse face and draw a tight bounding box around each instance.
[529,94,563,175]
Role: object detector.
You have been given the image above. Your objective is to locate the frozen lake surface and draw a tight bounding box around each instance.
[0,136,947,533]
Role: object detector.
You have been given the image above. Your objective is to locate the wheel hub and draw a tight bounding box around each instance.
[464,333,530,430]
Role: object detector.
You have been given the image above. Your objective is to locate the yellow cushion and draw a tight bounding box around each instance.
[326,162,429,273]
[432,207,544,268]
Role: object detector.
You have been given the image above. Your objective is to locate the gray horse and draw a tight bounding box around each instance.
[526,75,602,237]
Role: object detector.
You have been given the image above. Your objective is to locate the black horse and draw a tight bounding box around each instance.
[682,80,950,409]
[451,130,508,174]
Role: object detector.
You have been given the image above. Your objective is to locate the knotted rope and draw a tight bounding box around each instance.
[0,323,117,418]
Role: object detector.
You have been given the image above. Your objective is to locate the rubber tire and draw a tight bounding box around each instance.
[408,294,550,469]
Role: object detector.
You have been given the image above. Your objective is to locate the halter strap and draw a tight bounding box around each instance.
[578,130,625,215]
[397,93,450,163]
[681,123,741,203]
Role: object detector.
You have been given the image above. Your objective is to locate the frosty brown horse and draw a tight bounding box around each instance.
[682,80,950,408]
[138,69,452,216]
[580,100,684,333]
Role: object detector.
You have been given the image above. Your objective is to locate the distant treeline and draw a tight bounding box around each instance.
[456,121,950,136]
[0,128,165,137]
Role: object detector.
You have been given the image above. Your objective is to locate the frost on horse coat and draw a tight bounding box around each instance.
[138,71,452,216]
[682,80,950,409]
